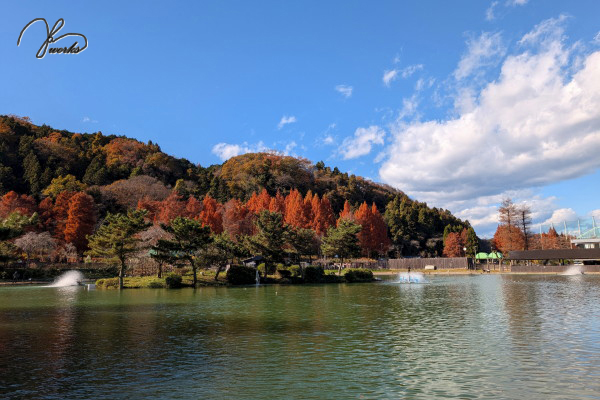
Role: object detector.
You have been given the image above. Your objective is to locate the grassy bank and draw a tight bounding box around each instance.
[95,267,375,289]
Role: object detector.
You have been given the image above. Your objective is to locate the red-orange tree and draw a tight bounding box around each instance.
[284,189,307,228]
[199,195,223,233]
[64,192,97,252]
[443,232,464,257]
[492,225,525,255]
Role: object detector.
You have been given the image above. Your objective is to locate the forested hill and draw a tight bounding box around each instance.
[0,115,471,256]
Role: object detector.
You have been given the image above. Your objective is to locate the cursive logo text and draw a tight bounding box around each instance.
[17,18,88,59]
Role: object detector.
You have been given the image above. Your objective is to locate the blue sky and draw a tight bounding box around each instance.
[1,0,599,236]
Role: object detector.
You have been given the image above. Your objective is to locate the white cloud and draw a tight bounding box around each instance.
[82,116,98,123]
[415,77,435,92]
[401,64,424,78]
[594,32,600,43]
[383,69,398,86]
[519,15,568,47]
[379,17,600,230]
[323,135,335,145]
[284,141,297,155]
[212,140,301,161]
[339,126,385,159]
[542,208,578,226]
[211,141,268,161]
[507,0,528,5]
[277,115,297,129]
[454,32,505,80]
[486,1,499,21]
[335,85,353,98]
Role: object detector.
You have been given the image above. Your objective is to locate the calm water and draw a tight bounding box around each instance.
[1,275,600,399]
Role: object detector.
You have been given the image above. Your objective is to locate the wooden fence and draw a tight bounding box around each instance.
[387,257,470,269]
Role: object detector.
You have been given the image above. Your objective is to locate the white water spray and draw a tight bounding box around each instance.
[47,271,85,287]
[561,265,584,276]
[255,269,260,285]
[397,272,426,284]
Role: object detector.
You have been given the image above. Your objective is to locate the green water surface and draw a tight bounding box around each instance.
[1,274,599,399]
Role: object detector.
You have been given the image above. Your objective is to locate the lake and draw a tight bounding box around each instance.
[1,274,599,399]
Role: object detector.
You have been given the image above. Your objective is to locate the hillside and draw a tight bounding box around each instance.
[0,115,472,256]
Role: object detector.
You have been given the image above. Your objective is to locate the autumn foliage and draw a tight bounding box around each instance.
[63,192,97,251]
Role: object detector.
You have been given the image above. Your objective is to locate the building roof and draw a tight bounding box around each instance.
[509,248,600,260]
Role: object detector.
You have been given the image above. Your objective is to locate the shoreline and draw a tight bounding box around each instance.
[373,269,600,276]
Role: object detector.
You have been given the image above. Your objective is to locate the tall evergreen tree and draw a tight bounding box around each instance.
[321,219,361,273]
[152,216,212,287]
[87,210,150,289]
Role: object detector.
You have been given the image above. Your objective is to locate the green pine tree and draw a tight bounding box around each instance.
[321,218,361,274]
[152,217,212,287]
[87,210,150,289]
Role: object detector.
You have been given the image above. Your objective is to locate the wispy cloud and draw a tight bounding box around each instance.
[339,126,385,159]
[82,116,98,123]
[382,69,398,86]
[401,64,424,78]
[454,32,505,80]
[277,115,297,129]
[485,1,499,21]
[212,141,268,161]
[335,84,353,98]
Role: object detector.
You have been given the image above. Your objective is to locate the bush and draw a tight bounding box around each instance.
[276,269,291,279]
[95,277,119,289]
[288,265,302,278]
[226,265,258,285]
[165,273,183,288]
[257,262,276,276]
[304,265,324,283]
[344,268,374,283]
[147,279,166,288]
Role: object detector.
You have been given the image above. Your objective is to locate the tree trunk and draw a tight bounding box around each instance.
[215,265,224,281]
[192,266,198,288]
[157,263,162,279]
[119,259,125,290]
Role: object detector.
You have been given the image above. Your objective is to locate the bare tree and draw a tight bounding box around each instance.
[498,198,518,251]
[57,243,78,263]
[15,232,56,263]
[517,204,532,250]
[131,225,172,277]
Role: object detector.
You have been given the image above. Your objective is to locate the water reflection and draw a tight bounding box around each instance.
[1,277,600,399]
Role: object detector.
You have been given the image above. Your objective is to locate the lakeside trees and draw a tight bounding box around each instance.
[0,114,482,274]
[152,217,212,288]
[87,210,150,289]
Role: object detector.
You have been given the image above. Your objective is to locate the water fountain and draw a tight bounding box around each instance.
[561,265,584,276]
[255,269,260,285]
[397,271,426,284]
[47,271,85,287]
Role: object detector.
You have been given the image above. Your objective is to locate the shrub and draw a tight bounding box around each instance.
[95,277,119,289]
[276,269,291,279]
[147,279,166,288]
[165,273,183,288]
[226,265,257,285]
[288,265,302,278]
[257,262,276,276]
[304,265,324,283]
[344,268,374,283]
